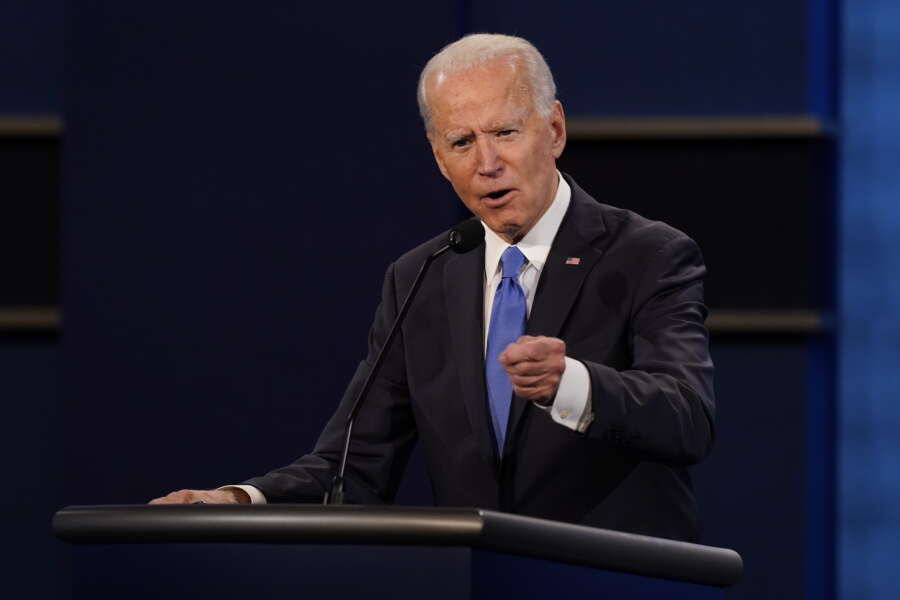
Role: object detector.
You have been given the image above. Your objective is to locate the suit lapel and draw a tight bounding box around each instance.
[504,179,608,453]
[443,244,499,465]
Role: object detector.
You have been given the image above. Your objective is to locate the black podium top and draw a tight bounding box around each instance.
[53,504,742,587]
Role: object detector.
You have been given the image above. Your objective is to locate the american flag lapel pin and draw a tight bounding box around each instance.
[565,257,581,265]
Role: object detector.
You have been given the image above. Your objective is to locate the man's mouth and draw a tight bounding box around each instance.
[483,189,513,202]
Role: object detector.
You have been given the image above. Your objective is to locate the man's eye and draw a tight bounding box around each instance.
[452,139,469,149]
[497,129,515,137]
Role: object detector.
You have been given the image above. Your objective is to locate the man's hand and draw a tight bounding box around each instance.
[499,335,566,406]
[149,488,250,504]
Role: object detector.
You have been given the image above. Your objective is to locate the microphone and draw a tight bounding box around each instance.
[447,218,485,254]
[324,218,485,505]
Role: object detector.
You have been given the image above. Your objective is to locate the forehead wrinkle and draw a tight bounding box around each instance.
[429,61,535,137]
[485,111,527,130]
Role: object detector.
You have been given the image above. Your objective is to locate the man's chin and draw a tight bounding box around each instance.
[487,223,524,244]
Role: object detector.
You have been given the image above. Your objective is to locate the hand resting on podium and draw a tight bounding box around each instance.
[149,487,250,504]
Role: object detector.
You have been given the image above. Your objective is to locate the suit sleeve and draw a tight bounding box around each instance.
[243,261,418,503]
[583,233,715,465]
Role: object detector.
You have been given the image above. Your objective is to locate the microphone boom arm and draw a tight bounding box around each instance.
[323,244,451,505]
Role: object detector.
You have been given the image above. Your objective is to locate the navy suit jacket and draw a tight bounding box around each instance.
[247,174,715,542]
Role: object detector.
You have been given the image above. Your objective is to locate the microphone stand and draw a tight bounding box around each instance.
[323,244,451,505]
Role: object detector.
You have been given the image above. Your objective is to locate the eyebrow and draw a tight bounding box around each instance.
[444,120,525,144]
[445,132,474,144]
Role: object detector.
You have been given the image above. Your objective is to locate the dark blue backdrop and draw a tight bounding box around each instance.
[1,0,875,598]
[61,2,461,506]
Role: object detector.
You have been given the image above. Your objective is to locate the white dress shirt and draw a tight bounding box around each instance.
[481,172,593,434]
[226,172,592,505]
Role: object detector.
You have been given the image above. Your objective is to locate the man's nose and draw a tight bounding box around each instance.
[475,137,503,177]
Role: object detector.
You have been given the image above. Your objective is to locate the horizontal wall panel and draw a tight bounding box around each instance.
[0,116,62,137]
[3,306,825,336]
[567,116,830,140]
[0,306,60,331]
[706,310,828,335]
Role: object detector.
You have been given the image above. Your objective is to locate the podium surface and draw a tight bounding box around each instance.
[54,505,742,599]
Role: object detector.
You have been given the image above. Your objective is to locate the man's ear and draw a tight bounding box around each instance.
[428,136,451,181]
[549,101,567,159]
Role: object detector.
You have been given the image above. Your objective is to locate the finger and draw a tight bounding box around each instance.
[149,495,179,505]
[504,352,566,376]
[504,358,562,377]
[148,489,194,505]
[501,337,565,365]
[500,341,544,365]
[197,490,236,504]
[508,372,546,387]
[511,375,560,394]
[513,383,556,403]
[510,369,562,404]
[189,489,244,504]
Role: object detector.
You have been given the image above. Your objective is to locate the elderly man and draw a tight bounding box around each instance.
[152,34,714,542]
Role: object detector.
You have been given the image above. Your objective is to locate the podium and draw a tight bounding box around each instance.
[54,505,742,599]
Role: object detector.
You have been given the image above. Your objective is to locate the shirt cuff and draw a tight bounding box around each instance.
[536,357,593,433]
[218,484,267,504]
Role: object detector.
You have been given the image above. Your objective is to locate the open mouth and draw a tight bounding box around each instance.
[485,189,513,201]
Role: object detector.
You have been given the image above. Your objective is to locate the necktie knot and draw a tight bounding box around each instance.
[500,246,526,279]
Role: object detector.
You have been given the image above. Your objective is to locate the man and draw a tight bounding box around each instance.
[152,34,714,542]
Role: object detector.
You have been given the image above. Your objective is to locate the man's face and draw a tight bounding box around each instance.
[425,58,566,244]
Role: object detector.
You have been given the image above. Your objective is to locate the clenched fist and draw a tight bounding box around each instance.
[149,488,249,504]
[498,335,566,406]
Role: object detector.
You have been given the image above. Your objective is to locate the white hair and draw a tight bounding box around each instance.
[417,33,558,134]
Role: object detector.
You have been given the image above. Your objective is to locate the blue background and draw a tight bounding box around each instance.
[2,0,898,598]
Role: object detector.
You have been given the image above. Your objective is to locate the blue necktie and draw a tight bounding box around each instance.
[485,246,527,454]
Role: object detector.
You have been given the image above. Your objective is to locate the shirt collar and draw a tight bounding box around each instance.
[483,171,571,278]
